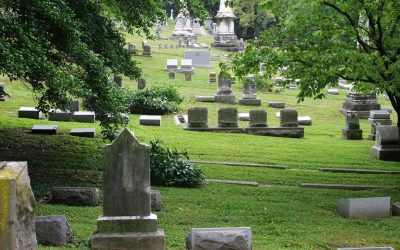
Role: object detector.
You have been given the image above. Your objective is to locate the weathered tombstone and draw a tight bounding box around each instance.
[142,41,152,57]
[184,50,212,68]
[73,111,96,123]
[340,92,381,119]
[31,125,58,135]
[90,128,165,249]
[0,82,6,101]
[137,78,146,89]
[184,71,192,81]
[114,75,122,88]
[166,59,178,72]
[49,109,72,122]
[298,116,312,126]
[188,107,208,128]
[239,74,261,106]
[0,161,38,250]
[151,190,162,212]
[215,74,235,104]
[370,125,400,161]
[51,187,100,206]
[181,59,193,72]
[69,100,80,112]
[268,102,285,109]
[209,72,217,83]
[249,109,267,128]
[186,227,252,250]
[168,71,176,79]
[35,215,73,246]
[367,110,391,140]
[238,113,250,121]
[280,109,298,127]
[342,112,362,140]
[336,197,391,219]
[218,107,238,128]
[327,89,339,95]
[139,115,162,126]
[70,128,96,138]
[18,107,42,119]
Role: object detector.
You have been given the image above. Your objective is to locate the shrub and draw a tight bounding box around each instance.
[255,75,274,92]
[150,139,204,187]
[128,86,183,115]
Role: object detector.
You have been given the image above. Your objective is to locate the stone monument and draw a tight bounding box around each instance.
[0,162,38,250]
[249,109,267,128]
[188,107,208,128]
[170,9,174,20]
[280,109,298,127]
[367,110,392,140]
[142,41,152,57]
[342,111,363,140]
[371,125,400,161]
[193,18,207,36]
[171,1,194,40]
[239,74,261,106]
[90,129,165,249]
[211,0,240,51]
[215,73,235,104]
[218,107,238,128]
[339,92,381,119]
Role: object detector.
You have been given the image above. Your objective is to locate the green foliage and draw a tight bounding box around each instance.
[150,139,204,188]
[127,86,183,115]
[254,75,274,92]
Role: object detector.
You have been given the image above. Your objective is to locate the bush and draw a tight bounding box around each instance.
[128,86,183,115]
[255,75,274,92]
[150,139,204,187]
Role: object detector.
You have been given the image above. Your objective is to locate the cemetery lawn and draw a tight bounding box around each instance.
[0,21,399,249]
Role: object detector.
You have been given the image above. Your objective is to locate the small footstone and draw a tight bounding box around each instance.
[298,116,312,126]
[49,109,72,122]
[70,128,96,138]
[327,89,339,95]
[238,113,250,121]
[31,125,58,135]
[151,190,162,212]
[195,96,215,102]
[268,102,285,109]
[139,115,161,126]
[19,107,42,119]
[73,111,96,123]
[35,215,73,246]
[336,197,390,219]
[186,227,252,250]
[51,187,101,206]
[337,248,395,250]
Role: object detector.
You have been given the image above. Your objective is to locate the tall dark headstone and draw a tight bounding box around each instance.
[339,92,381,119]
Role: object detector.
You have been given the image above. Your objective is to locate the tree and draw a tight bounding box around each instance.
[0,0,205,139]
[230,0,400,128]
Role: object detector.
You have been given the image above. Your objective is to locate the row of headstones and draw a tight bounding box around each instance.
[18,105,96,123]
[187,107,300,128]
[343,110,400,161]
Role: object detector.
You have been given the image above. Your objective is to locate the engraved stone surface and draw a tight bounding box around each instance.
[342,112,362,140]
[371,125,400,161]
[280,109,298,127]
[218,107,238,128]
[188,107,208,128]
[215,74,235,104]
[249,109,267,128]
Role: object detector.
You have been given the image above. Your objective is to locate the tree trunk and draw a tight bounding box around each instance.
[385,90,400,130]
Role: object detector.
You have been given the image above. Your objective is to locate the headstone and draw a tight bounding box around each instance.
[69,100,80,112]
[212,0,240,52]
[169,72,176,79]
[138,79,147,89]
[367,110,391,140]
[184,50,212,68]
[340,93,381,119]
[336,197,391,219]
[0,82,6,101]
[327,89,339,95]
[51,187,100,206]
[215,74,235,104]
[218,107,238,128]
[31,125,58,135]
[268,102,285,109]
[181,59,193,72]
[193,18,208,36]
[18,107,42,119]
[280,109,298,127]
[0,161,38,250]
[393,203,400,216]
[73,111,96,123]
[188,107,208,128]
[195,96,215,102]
[298,116,312,126]
[249,109,267,128]
[35,216,73,246]
[239,74,261,106]
[186,227,252,250]
[114,75,122,88]
[184,71,192,81]
[140,115,161,126]
[171,8,194,40]
[238,113,250,121]
[151,190,162,212]
[128,43,136,54]
[170,9,174,20]
[342,112,362,140]
[142,41,152,57]
[48,109,72,122]
[370,125,400,161]
[166,59,178,72]
[209,72,217,83]
[70,128,96,138]
[90,129,165,249]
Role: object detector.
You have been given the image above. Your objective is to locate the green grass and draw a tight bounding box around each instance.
[0,20,399,249]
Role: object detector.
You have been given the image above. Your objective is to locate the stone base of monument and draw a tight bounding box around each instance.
[246,127,304,138]
[91,215,165,250]
[339,109,372,119]
[212,34,241,52]
[342,128,362,140]
[239,98,261,106]
[215,95,236,104]
[195,96,215,102]
[183,126,243,133]
[370,146,400,161]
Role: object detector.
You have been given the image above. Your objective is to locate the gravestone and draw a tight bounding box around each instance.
[138,79,146,89]
[114,75,122,88]
[73,111,96,123]
[340,93,381,118]
[268,102,285,109]
[280,109,298,127]
[367,110,391,140]
[215,74,235,104]
[142,41,152,57]
[18,107,42,119]
[342,112,362,140]
[49,109,72,122]
[188,107,208,128]
[238,113,250,121]
[184,50,212,68]
[128,43,136,54]
[151,190,162,212]
[166,59,178,72]
[327,89,339,95]
[90,128,165,249]
[393,203,400,216]
[139,115,162,126]
[31,125,58,135]
[0,82,5,101]
[0,161,38,250]
[336,197,391,219]
[181,59,193,72]
[218,107,238,128]
[298,116,312,126]
[169,72,176,79]
[70,128,96,138]
[212,0,240,51]
[51,187,100,206]
[239,75,261,106]
[186,227,252,250]
[195,96,215,102]
[249,109,267,128]
[35,215,73,246]
[69,100,80,112]
[370,125,400,161]
[185,71,192,81]
[209,72,217,83]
